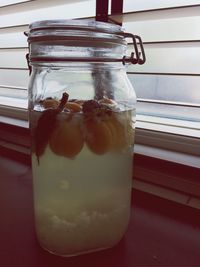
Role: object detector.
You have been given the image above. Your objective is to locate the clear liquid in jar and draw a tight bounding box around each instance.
[31,97,135,256]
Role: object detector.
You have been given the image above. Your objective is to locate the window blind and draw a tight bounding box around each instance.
[0,0,96,112]
[121,1,200,124]
[0,0,200,128]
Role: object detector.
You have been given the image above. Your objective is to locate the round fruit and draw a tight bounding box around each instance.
[99,98,116,106]
[49,117,84,158]
[41,99,59,109]
[85,118,112,155]
[75,100,85,106]
[126,121,135,147]
[64,102,82,113]
[106,115,126,150]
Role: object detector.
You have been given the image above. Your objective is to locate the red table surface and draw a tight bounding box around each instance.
[0,160,200,267]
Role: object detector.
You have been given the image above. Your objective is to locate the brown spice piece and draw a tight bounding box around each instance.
[82,100,101,113]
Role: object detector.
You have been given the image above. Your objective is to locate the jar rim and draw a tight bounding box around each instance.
[26,19,127,48]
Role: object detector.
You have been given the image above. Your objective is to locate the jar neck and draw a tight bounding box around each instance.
[30,61,127,71]
[29,39,127,64]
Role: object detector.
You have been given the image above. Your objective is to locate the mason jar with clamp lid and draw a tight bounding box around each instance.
[25,19,145,257]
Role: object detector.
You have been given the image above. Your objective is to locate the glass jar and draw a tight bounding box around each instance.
[26,19,144,257]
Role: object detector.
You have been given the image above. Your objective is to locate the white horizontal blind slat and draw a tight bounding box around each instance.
[128,74,200,104]
[127,43,200,75]
[0,0,90,14]
[0,0,31,7]
[123,0,200,12]
[124,16,200,43]
[0,25,28,34]
[0,31,27,48]
[0,48,27,68]
[0,86,27,98]
[0,69,28,87]
[135,102,200,123]
[123,5,200,21]
[0,96,27,108]
[0,0,95,28]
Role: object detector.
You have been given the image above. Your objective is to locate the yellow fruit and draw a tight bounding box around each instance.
[64,102,82,113]
[127,122,135,147]
[49,117,84,158]
[75,100,85,106]
[106,115,126,150]
[104,118,119,148]
[106,113,135,150]
[99,98,116,105]
[42,99,59,109]
[85,119,112,155]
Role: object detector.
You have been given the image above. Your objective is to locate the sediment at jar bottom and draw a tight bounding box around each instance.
[34,203,130,256]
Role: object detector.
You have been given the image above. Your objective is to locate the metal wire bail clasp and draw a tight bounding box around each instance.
[24,31,32,75]
[122,33,146,65]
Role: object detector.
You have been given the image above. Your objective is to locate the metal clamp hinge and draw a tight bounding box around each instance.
[122,33,146,65]
[26,53,32,75]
